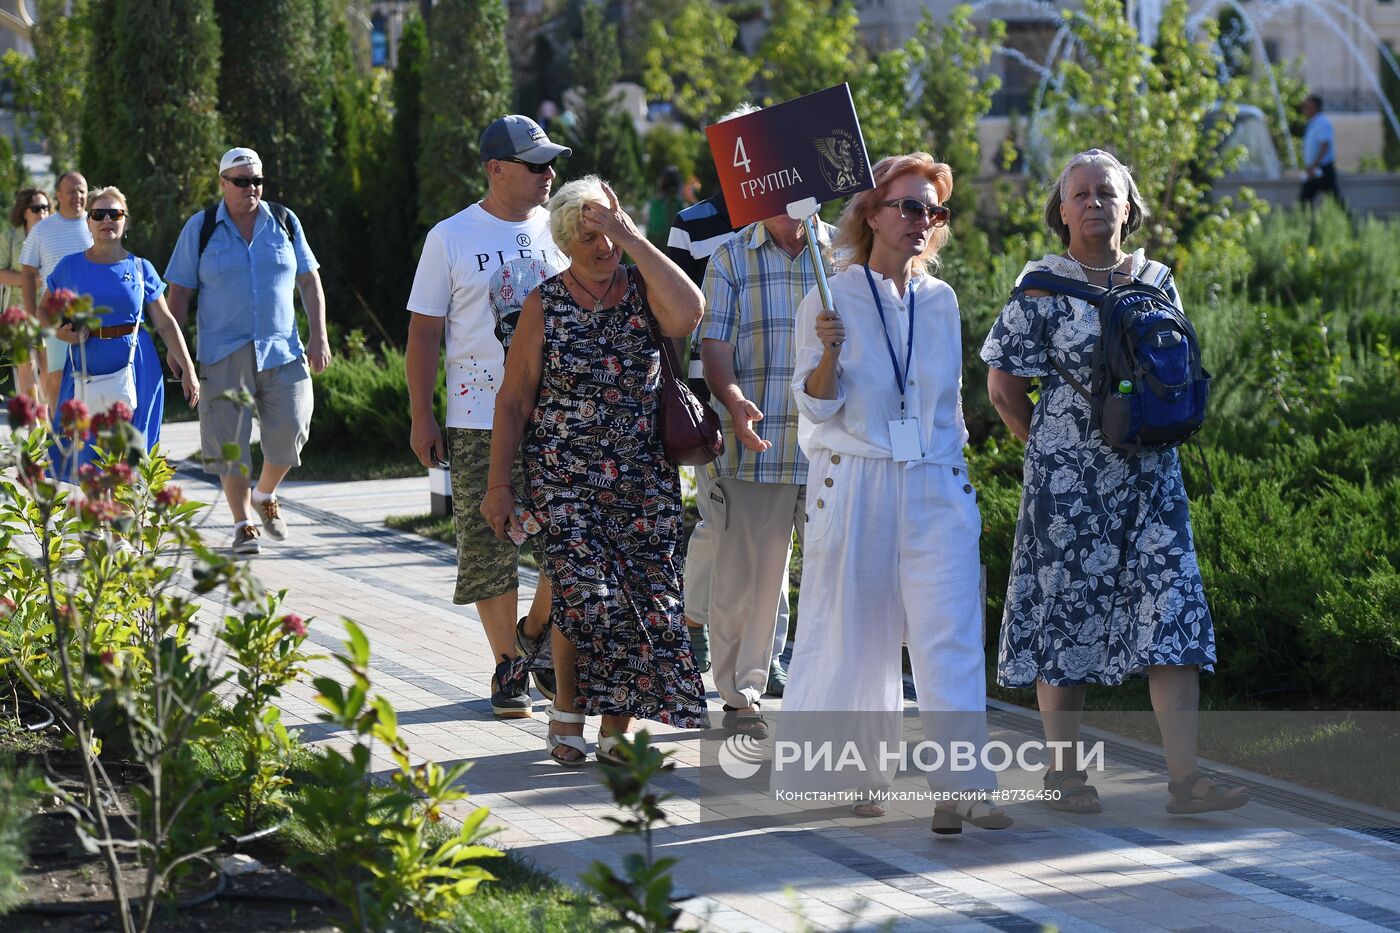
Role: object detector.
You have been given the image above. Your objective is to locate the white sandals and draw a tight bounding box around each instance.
[931,796,1014,835]
[546,705,588,767]
[597,730,628,765]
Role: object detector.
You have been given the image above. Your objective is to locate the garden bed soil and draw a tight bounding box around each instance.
[10,809,343,931]
[4,723,344,932]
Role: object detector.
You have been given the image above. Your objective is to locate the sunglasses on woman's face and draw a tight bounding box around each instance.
[880,198,951,227]
[501,157,556,175]
[224,175,265,189]
[89,208,127,221]
[28,203,50,214]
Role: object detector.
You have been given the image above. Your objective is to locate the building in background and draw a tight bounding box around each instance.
[852,0,1400,172]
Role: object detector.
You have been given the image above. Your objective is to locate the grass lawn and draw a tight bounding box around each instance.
[384,512,544,569]
[385,511,455,544]
[450,852,614,931]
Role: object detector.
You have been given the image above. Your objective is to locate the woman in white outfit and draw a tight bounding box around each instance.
[777,153,1010,834]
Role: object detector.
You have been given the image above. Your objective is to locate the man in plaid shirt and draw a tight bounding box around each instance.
[700,212,836,738]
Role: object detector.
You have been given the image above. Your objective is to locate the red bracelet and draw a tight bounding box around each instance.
[487,484,513,493]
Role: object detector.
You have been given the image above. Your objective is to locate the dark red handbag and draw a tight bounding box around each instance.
[633,268,724,466]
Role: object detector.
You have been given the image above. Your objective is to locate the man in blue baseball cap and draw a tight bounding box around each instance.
[405,115,571,719]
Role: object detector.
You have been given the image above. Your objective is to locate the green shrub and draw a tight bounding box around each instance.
[310,344,446,459]
[1247,201,1400,313]
[1305,573,1400,708]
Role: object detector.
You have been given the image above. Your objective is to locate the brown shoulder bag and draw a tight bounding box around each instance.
[632,267,724,466]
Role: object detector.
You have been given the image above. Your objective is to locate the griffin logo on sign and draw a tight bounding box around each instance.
[815,129,862,194]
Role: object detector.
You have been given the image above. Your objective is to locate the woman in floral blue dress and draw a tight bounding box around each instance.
[981,150,1247,815]
[483,177,710,766]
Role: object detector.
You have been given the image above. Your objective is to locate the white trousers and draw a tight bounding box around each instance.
[684,467,789,662]
[778,451,994,793]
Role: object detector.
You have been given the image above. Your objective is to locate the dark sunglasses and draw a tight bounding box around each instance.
[28,203,51,214]
[88,208,127,221]
[501,157,556,175]
[880,198,951,227]
[224,175,265,189]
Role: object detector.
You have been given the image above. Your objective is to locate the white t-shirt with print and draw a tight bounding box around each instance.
[408,203,569,429]
[20,213,93,285]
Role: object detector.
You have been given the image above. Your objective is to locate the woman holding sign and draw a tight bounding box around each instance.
[778,153,1010,833]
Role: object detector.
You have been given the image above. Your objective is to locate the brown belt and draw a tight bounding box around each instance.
[92,324,137,339]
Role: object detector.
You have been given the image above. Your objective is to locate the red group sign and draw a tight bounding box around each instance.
[705,84,875,229]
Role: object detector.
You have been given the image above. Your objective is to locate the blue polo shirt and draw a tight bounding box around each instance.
[164,200,318,370]
[1302,113,1336,168]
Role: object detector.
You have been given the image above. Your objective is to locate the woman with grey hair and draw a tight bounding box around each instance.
[482,175,710,766]
[980,149,1247,815]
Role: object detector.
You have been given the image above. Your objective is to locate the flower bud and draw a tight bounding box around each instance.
[279,613,308,638]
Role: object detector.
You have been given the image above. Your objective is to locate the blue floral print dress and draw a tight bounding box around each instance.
[979,252,1215,687]
[523,269,710,727]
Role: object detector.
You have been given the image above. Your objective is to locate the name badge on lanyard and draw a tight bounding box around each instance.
[863,266,922,462]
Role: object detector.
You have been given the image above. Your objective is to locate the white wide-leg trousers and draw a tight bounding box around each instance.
[777,450,994,793]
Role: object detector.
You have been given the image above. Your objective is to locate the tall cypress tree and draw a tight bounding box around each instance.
[417,0,512,224]
[78,0,120,188]
[374,14,428,340]
[108,0,222,262]
[214,0,336,237]
[561,2,645,205]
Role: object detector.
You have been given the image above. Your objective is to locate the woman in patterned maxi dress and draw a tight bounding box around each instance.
[483,177,710,765]
[982,150,1247,815]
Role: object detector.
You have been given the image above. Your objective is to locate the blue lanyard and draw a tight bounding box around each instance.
[862,265,916,413]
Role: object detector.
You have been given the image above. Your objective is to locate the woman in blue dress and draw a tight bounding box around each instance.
[981,150,1247,816]
[49,186,198,477]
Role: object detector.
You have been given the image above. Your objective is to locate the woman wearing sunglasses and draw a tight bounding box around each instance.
[47,187,198,477]
[1,188,52,394]
[776,152,1011,833]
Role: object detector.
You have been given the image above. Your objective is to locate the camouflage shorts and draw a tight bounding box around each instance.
[448,427,532,605]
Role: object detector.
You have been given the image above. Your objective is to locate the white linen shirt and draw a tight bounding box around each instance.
[791,264,968,468]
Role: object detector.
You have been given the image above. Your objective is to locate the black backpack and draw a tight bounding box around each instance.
[1013,264,1211,453]
[197,201,297,258]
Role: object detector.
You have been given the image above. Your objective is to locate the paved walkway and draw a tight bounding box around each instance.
[151,422,1400,931]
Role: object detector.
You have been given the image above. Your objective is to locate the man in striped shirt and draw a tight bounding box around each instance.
[666,103,760,679]
[700,212,835,736]
[665,190,729,675]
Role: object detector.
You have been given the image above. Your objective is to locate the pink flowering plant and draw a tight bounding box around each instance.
[217,591,319,835]
[0,296,276,933]
[2,297,502,931]
[0,303,41,367]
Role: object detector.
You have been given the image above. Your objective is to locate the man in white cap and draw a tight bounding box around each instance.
[405,115,570,719]
[165,146,331,556]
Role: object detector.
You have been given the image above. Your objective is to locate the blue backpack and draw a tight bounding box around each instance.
[1015,265,1210,453]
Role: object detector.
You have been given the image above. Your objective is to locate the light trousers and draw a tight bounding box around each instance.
[778,451,994,793]
[684,467,789,661]
[707,476,805,708]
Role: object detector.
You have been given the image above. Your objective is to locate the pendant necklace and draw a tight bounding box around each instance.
[570,268,619,312]
[1067,250,1126,273]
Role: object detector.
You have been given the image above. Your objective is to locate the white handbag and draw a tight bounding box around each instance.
[71,260,142,413]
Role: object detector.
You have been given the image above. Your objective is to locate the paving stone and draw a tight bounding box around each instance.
[127,453,1400,933]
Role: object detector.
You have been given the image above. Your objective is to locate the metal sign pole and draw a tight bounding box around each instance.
[787,196,833,309]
